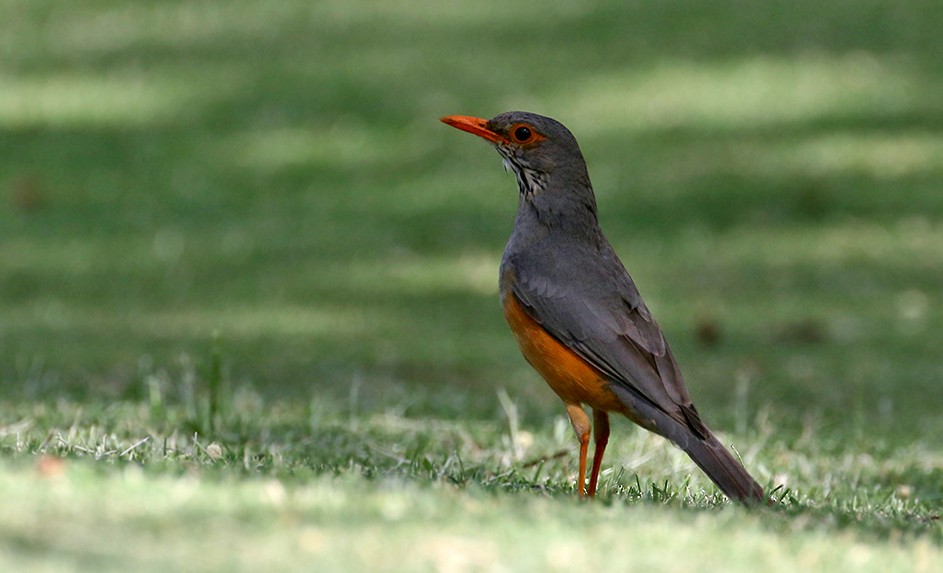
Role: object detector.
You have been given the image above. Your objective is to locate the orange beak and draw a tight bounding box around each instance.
[440,115,506,144]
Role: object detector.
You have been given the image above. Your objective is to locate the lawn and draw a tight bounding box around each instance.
[1,1,942,571]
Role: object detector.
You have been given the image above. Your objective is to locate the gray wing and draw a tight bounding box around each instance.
[509,242,705,433]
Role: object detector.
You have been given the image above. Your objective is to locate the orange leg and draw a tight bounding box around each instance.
[587,409,610,497]
[564,403,592,496]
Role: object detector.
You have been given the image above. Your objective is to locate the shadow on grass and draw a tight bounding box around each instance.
[2,2,943,455]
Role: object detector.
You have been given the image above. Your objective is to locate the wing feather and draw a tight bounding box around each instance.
[509,242,695,418]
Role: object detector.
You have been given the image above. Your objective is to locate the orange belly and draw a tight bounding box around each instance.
[503,293,624,412]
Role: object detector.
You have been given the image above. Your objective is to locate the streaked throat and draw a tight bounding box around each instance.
[499,149,546,199]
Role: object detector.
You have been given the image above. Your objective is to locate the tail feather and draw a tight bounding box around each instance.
[680,433,766,504]
[608,385,767,504]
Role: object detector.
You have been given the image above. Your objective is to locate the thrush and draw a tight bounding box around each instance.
[441,111,766,504]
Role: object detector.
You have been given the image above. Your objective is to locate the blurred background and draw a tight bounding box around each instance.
[2,0,942,442]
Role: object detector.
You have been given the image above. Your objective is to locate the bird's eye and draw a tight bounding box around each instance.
[507,123,545,145]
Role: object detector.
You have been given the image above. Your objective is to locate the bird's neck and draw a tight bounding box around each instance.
[515,178,602,244]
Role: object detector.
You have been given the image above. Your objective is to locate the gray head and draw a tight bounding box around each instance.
[442,111,601,237]
[441,111,593,200]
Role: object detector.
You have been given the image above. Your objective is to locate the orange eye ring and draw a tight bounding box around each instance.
[509,123,544,145]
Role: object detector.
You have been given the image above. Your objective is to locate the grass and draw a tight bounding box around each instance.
[1,394,941,572]
[2,0,943,570]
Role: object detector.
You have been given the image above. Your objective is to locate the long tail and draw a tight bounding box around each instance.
[679,432,766,504]
[609,386,766,504]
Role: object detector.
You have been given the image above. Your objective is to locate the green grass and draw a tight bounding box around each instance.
[1,396,941,572]
[2,0,943,570]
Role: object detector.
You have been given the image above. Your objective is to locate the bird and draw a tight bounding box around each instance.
[440,111,766,504]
